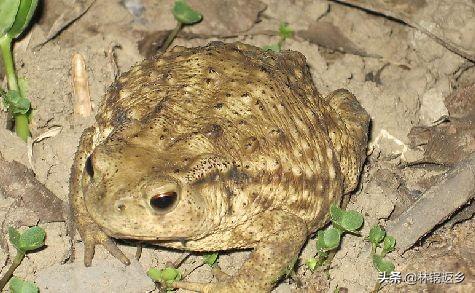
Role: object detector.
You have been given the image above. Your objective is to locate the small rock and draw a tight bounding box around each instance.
[419,79,450,126]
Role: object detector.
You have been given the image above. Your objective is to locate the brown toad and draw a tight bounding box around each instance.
[69,41,370,292]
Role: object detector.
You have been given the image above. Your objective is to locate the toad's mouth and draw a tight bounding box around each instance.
[107,231,180,241]
[100,224,191,241]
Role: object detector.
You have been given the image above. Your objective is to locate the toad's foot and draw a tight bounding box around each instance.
[172,280,253,293]
[78,214,130,266]
[69,126,130,266]
[172,211,307,292]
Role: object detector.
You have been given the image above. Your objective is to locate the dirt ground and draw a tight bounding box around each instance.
[0,0,474,292]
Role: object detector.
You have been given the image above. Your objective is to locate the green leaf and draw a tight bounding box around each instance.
[9,276,39,293]
[278,22,293,40]
[147,267,162,282]
[262,43,281,52]
[316,230,325,251]
[306,258,318,271]
[330,204,344,223]
[3,90,30,115]
[340,210,364,232]
[147,267,181,288]
[7,0,38,39]
[19,226,45,251]
[203,253,218,267]
[161,267,181,284]
[323,227,341,250]
[0,0,20,36]
[317,227,341,252]
[372,255,395,273]
[172,0,202,24]
[382,235,396,253]
[368,225,386,244]
[8,227,21,251]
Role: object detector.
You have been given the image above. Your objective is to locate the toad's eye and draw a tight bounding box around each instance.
[150,191,178,211]
[85,155,94,178]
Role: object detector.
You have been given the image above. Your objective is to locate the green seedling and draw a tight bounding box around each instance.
[368,225,396,273]
[305,206,397,285]
[161,0,202,52]
[305,258,318,271]
[306,204,364,271]
[202,252,219,267]
[0,0,38,141]
[368,225,385,253]
[263,22,294,52]
[147,267,182,291]
[9,276,38,293]
[0,226,45,290]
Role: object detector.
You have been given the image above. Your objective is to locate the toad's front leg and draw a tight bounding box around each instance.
[69,126,130,266]
[173,211,308,292]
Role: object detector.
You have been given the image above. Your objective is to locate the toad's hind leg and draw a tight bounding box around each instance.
[172,211,308,292]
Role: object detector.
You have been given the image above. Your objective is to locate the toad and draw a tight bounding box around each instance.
[69,41,370,292]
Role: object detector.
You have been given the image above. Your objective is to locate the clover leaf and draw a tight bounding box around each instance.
[316,227,341,251]
[147,267,181,289]
[9,276,38,293]
[172,0,202,25]
[278,22,293,40]
[340,210,364,232]
[372,255,395,273]
[8,226,45,253]
[382,235,396,254]
[203,253,219,267]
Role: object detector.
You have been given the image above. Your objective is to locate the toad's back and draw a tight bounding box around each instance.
[93,41,369,230]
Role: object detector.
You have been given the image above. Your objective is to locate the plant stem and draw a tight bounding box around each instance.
[372,281,382,293]
[0,250,25,289]
[14,114,29,140]
[0,35,30,141]
[0,35,18,91]
[161,22,183,53]
[277,38,284,51]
